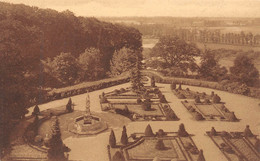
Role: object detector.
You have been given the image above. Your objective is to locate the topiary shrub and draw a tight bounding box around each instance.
[210,127,217,136]
[155,139,166,150]
[186,88,190,91]
[178,94,186,99]
[32,105,40,115]
[121,126,128,146]
[159,95,167,103]
[157,129,166,137]
[112,151,125,161]
[211,91,215,97]
[142,101,152,111]
[244,125,254,137]
[194,112,204,121]
[227,112,238,121]
[184,142,193,150]
[144,124,154,137]
[212,94,221,103]
[66,98,73,112]
[189,147,199,155]
[137,98,142,104]
[204,98,211,104]
[170,83,176,90]
[109,130,116,148]
[178,123,189,137]
[178,84,182,90]
[194,96,201,103]
[189,107,196,112]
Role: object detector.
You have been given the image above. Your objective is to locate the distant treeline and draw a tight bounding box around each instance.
[0,2,142,152]
[133,24,260,46]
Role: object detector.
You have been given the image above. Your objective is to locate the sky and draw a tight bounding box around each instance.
[2,0,260,17]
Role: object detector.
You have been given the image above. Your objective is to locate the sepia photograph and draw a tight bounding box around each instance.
[0,0,260,161]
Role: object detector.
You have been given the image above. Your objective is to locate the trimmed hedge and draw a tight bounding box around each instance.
[142,70,260,99]
[32,75,130,105]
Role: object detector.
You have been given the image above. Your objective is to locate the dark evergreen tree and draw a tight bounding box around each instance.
[109,130,116,148]
[48,117,67,160]
[121,126,128,146]
[33,105,40,115]
[130,55,143,92]
[212,94,221,103]
[197,150,206,161]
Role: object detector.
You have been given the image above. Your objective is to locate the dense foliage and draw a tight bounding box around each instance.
[151,36,200,75]
[0,2,142,153]
[230,55,259,86]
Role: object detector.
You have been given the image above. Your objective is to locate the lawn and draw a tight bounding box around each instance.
[111,103,164,116]
[195,104,222,117]
[126,138,180,160]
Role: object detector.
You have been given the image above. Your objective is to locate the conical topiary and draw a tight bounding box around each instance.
[210,127,217,136]
[155,139,166,150]
[144,124,154,137]
[109,130,116,148]
[178,84,182,90]
[178,123,189,137]
[121,126,128,146]
[244,125,254,137]
[197,150,206,161]
[33,105,40,115]
[212,94,221,103]
[66,98,73,112]
[171,83,176,90]
[112,151,125,161]
[195,96,201,103]
[228,112,238,121]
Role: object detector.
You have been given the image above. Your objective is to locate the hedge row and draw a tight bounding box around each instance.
[142,70,260,99]
[33,76,130,105]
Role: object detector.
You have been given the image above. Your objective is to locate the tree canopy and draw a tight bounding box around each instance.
[230,55,259,86]
[151,36,200,73]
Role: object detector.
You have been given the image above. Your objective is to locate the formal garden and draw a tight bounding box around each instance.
[99,75,179,121]
[170,83,239,122]
[108,124,206,161]
[206,126,260,161]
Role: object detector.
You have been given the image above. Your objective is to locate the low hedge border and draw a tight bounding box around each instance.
[31,76,130,106]
[142,70,260,99]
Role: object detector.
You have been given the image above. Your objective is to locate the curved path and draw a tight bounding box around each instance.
[26,82,260,161]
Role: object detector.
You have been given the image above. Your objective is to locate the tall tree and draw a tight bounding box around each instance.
[42,52,80,86]
[151,36,200,73]
[230,55,259,86]
[78,48,105,80]
[130,55,144,92]
[199,49,228,81]
[48,117,67,160]
[109,47,141,76]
